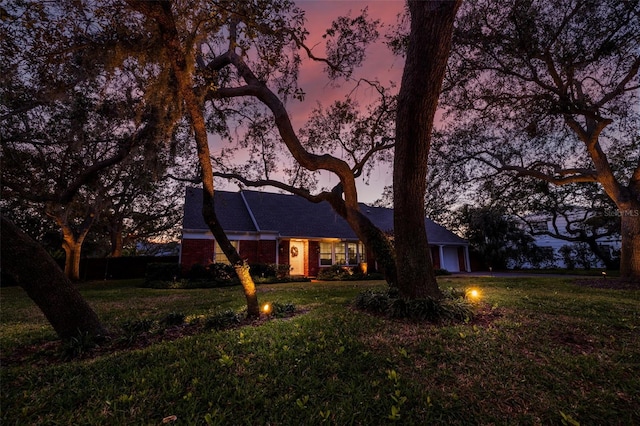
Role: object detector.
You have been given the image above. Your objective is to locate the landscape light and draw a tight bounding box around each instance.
[467,289,481,300]
[262,303,272,314]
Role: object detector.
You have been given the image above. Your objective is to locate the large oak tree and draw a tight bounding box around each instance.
[392,0,461,298]
[123,0,401,300]
[125,0,462,299]
[441,0,640,281]
[1,0,177,337]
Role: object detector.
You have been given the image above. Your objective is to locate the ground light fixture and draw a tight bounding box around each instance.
[262,303,272,315]
[466,288,481,300]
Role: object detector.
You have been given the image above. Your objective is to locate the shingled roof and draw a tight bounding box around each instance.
[183,188,467,245]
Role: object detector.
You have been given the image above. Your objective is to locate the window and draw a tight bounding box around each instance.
[214,240,238,264]
[598,244,612,257]
[530,220,548,232]
[319,241,366,266]
[358,242,366,263]
[334,243,346,265]
[347,243,358,264]
[319,242,333,266]
[540,246,554,259]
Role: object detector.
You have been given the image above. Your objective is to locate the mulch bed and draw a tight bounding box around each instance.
[572,277,640,290]
[1,311,303,368]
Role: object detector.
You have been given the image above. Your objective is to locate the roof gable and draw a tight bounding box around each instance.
[182,187,256,232]
[241,191,356,238]
[183,188,466,245]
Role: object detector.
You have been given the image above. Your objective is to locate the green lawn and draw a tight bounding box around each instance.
[1,277,639,425]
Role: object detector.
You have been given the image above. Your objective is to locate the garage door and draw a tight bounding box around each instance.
[442,247,460,272]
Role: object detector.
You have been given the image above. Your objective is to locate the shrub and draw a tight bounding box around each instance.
[121,318,155,335]
[270,302,296,318]
[188,263,210,280]
[274,264,292,279]
[439,298,475,322]
[145,263,181,286]
[251,264,303,284]
[140,279,191,289]
[250,263,278,278]
[389,298,440,321]
[161,312,186,326]
[354,290,390,314]
[354,288,475,323]
[317,264,384,281]
[317,265,354,281]
[208,263,235,282]
[120,318,155,345]
[60,329,96,360]
[185,263,238,287]
[204,310,242,330]
[435,268,451,276]
[318,264,348,280]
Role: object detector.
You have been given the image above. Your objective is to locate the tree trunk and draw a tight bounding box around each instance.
[583,236,617,271]
[131,0,261,316]
[393,0,460,299]
[109,222,124,257]
[48,204,96,281]
[323,192,397,285]
[619,211,640,282]
[1,216,108,340]
[202,189,260,317]
[357,212,397,284]
[62,236,84,281]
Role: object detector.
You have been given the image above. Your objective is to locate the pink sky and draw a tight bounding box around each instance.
[291,1,406,130]
[215,1,407,203]
[293,0,406,203]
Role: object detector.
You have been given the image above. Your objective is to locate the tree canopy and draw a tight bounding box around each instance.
[440,0,640,280]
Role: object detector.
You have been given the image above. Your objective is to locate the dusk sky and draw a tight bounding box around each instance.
[292,0,406,203]
[292,0,406,129]
[215,0,407,203]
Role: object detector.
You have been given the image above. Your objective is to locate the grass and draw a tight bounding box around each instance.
[1,277,639,425]
[509,268,619,277]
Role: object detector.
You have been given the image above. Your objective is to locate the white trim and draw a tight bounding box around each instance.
[318,240,366,267]
[430,241,467,246]
[289,240,305,275]
[182,230,279,241]
[240,191,261,232]
[464,246,471,272]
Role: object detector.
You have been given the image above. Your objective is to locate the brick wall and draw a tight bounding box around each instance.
[239,240,277,264]
[181,239,215,272]
[182,239,279,272]
[431,246,441,270]
[239,240,258,263]
[279,240,290,266]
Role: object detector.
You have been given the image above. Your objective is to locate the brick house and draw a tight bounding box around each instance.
[180,188,470,276]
